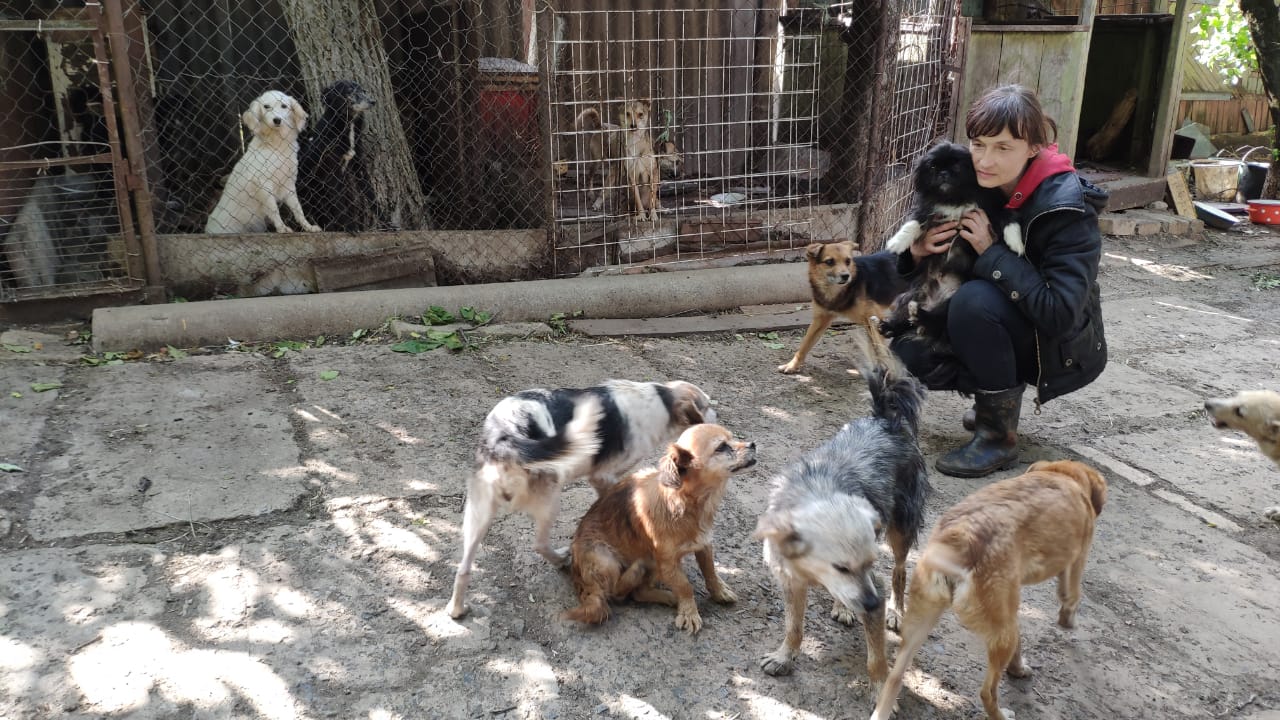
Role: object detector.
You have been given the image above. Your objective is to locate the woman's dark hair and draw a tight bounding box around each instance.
[965,84,1058,146]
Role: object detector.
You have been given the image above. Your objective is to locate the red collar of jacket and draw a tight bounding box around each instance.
[1005,144,1074,210]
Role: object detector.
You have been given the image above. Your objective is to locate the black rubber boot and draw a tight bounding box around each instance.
[936,386,1023,478]
[962,407,976,431]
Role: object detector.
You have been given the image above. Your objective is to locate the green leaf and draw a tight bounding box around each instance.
[391,339,438,354]
[166,345,188,359]
[757,331,780,341]
[351,328,367,340]
[3,344,32,353]
[422,305,456,325]
[762,342,786,350]
[0,463,22,472]
[31,382,62,392]
[10,392,22,398]
[314,335,326,348]
[319,370,339,381]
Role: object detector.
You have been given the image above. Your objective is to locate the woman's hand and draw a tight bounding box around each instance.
[958,208,996,255]
[910,220,958,262]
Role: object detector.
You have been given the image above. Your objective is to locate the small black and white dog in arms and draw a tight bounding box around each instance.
[446,379,718,620]
[880,142,1023,342]
[298,79,379,232]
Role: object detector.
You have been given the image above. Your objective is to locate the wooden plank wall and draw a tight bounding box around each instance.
[1177,96,1273,135]
[958,29,1090,155]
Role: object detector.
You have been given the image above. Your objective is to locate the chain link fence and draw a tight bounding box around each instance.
[2,1,963,303]
[0,6,143,303]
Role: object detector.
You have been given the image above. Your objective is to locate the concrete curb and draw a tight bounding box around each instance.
[91,263,811,351]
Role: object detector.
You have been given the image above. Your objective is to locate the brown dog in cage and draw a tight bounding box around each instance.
[573,102,681,220]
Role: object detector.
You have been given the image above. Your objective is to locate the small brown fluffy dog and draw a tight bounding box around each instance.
[565,424,756,633]
[869,459,1107,720]
[1205,390,1280,521]
[779,242,907,374]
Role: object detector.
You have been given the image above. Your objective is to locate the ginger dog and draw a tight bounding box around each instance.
[564,423,756,633]
[869,459,1107,720]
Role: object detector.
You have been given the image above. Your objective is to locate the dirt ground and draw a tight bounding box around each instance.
[2,220,1280,720]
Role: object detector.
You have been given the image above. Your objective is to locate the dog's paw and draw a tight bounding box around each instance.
[886,607,903,634]
[1006,657,1033,678]
[1264,506,1280,523]
[830,601,858,626]
[777,357,803,374]
[885,220,920,254]
[1003,222,1025,255]
[1000,709,1016,720]
[710,584,737,604]
[674,603,703,634]
[1057,607,1076,629]
[760,651,795,676]
[275,224,294,233]
[302,223,322,233]
[445,599,468,619]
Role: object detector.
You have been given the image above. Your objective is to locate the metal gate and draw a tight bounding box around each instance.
[0,2,148,303]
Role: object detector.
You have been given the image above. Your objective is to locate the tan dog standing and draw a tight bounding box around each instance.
[869,459,1107,720]
[564,423,756,633]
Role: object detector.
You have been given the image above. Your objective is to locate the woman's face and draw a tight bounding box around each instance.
[970,128,1040,196]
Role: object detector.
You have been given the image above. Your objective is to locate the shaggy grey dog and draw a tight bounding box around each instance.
[755,338,929,691]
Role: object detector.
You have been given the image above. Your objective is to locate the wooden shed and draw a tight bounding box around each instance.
[953,0,1194,207]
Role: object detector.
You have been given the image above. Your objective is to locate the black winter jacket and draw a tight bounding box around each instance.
[971,171,1109,405]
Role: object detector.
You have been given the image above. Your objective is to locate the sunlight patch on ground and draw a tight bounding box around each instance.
[611,693,672,719]
[374,421,422,445]
[69,622,308,719]
[310,404,344,421]
[1104,253,1215,282]
[1153,299,1251,322]
[761,406,794,421]
[386,596,470,640]
[0,636,39,698]
[302,458,360,483]
[484,649,559,712]
[735,689,825,719]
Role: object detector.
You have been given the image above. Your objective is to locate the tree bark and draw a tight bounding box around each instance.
[1239,0,1280,198]
[279,0,431,229]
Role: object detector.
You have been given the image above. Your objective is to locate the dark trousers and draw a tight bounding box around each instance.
[891,279,1038,392]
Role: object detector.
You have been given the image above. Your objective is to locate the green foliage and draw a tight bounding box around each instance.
[1190,0,1257,86]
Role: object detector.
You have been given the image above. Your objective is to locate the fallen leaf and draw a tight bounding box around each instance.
[3,344,32,353]
[0,463,22,472]
[319,370,339,381]
[31,382,62,392]
[10,392,21,399]
[166,345,189,359]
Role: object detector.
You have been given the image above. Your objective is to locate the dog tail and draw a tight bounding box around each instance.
[575,107,602,132]
[563,592,611,625]
[850,327,926,438]
[481,394,604,477]
[918,543,969,587]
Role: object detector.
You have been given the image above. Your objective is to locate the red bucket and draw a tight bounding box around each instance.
[1247,198,1280,225]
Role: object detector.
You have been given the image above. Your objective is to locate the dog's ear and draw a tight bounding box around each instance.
[754,513,809,558]
[658,445,692,489]
[805,242,825,262]
[291,100,309,133]
[673,396,707,426]
[242,99,263,136]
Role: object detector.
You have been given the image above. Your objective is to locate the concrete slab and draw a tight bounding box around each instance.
[1101,295,1255,352]
[1047,362,1205,425]
[1132,335,1280,395]
[1086,425,1278,521]
[0,364,65,491]
[24,354,303,540]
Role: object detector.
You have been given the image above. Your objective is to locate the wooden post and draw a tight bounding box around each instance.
[1148,0,1193,178]
[102,0,164,301]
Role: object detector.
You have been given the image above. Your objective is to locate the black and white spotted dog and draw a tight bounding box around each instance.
[446,379,718,619]
[298,79,378,232]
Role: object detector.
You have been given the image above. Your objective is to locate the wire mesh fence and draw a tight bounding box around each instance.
[2,1,963,303]
[545,5,826,275]
[0,9,142,302]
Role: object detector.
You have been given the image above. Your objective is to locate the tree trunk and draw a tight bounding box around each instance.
[1239,0,1280,199]
[279,0,431,229]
